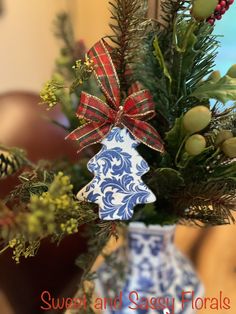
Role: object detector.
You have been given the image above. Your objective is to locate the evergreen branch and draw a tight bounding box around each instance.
[174,181,236,225]
[54,13,75,55]
[186,25,219,92]
[134,4,219,129]
[109,0,148,95]
[160,0,186,30]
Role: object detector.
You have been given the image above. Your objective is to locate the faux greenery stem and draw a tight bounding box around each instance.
[181,20,197,52]
[176,54,184,99]
[175,134,190,167]
[0,245,10,255]
[205,147,221,165]
[175,20,197,99]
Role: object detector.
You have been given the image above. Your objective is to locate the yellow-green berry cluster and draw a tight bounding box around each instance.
[72,58,94,85]
[40,80,64,109]
[9,236,40,263]
[27,172,79,237]
[60,218,78,235]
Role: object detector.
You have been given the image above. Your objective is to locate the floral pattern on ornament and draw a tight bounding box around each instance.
[77,127,156,220]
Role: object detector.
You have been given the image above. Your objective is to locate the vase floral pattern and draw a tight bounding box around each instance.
[96,223,204,314]
[77,127,156,220]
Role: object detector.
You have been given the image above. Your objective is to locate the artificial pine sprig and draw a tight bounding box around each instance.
[133,2,219,127]
[175,180,236,226]
[54,13,75,57]
[109,0,148,95]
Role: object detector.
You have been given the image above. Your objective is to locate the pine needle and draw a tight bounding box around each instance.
[109,0,148,95]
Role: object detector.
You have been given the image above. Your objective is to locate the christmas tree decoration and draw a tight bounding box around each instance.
[67,39,164,220]
[77,127,156,220]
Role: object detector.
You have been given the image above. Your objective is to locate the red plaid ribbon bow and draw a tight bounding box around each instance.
[67,39,164,153]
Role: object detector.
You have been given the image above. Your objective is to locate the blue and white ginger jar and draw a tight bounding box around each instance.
[96,223,204,314]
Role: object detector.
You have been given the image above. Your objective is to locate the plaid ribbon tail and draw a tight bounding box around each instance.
[87,39,120,109]
[123,117,165,153]
[128,82,144,94]
[123,90,156,121]
[66,122,112,153]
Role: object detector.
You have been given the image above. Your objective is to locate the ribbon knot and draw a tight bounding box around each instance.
[115,106,124,126]
[67,39,164,153]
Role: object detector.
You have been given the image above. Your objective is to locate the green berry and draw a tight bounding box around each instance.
[185,134,207,156]
[208,70,221,82]
[192,0,218,20]
[215,130,233,147]
[183,106,212,134]
[221,137,236,158]
[227,64,236,78]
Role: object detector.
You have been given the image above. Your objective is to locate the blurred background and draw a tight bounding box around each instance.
[0,1,236,313]
[0,1,111,93]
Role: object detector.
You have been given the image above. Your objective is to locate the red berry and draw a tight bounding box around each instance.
[208,18,215,25]
[220,0,226,7]
[204,0,233,24]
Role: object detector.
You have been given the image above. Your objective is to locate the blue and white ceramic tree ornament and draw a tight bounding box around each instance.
[67,40,164,220]
[77,127,156,220]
